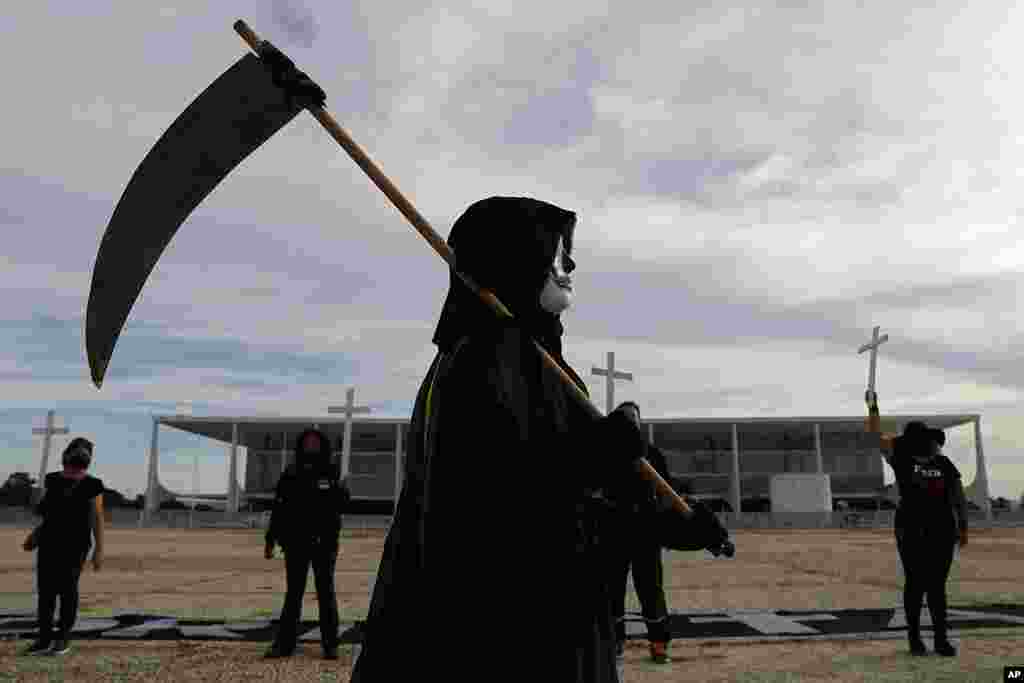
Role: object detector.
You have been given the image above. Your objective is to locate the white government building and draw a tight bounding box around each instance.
[143,412,993,520]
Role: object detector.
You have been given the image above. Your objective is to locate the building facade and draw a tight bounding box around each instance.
[147,413,990,518]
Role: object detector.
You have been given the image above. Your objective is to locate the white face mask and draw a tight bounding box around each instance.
[539,237,573,314]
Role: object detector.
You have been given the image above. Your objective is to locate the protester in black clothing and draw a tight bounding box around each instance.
[603,401,673,664]
[865,391,968,657]
[264,428,351,660]
[21,437,104,657]
[350,197,662,683]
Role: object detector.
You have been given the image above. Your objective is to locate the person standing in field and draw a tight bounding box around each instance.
[350,196,674,683]
[264,428,351,660]
[865,391,968,657]
[21,437,105,656]
[603,401,674,664]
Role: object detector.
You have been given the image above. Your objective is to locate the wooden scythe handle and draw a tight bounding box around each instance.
[232,19,691,518]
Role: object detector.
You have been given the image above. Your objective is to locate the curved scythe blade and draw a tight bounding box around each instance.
[85,52,304,388]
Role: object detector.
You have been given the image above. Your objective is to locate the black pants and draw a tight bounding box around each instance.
[606,515,670,644]
[896,524,956,642]
[275,538,340,651]
[36,547,89,642]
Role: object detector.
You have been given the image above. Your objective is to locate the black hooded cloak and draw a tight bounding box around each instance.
[350,197,642,682]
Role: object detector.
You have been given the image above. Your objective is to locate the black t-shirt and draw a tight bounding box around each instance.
[889,437,960,528]
[36,472,104,552]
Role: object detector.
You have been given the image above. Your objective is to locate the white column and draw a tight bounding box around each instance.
[227,423,240,515]
[393,423,404,511]
[814,423,823,474]
[731,424,741,515]
[280,431,288,477]
[145,416,160,520]
[974,417,992,521]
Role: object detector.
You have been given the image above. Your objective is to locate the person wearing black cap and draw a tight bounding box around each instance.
[264,428,351,660]
[865,391,968,657]
[21,437,104,657]
[350,197,660,683]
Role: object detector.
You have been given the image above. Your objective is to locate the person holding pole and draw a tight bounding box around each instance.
[603,401,673,664]
[351,197,653,682]
[78,21,697,679]
[865,393,968,657]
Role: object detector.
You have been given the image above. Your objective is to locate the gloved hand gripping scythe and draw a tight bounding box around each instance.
[85,19,694,520]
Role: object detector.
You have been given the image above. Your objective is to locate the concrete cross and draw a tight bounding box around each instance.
[32,410,69,486]
[327,388,371,479]
[591,351,634,415]
[857,326,889,395]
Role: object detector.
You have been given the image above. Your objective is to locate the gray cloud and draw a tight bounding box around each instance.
[272,0,320,48]
[3,2,1023,498]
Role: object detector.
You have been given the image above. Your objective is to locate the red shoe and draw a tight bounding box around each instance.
[649,641,670,663]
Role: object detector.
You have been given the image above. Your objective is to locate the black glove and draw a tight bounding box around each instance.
[600,408,646,468]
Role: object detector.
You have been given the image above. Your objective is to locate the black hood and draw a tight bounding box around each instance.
[294,428,331,471]
[431,196,577,356]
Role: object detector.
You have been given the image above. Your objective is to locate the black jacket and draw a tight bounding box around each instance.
[265,462,350,548]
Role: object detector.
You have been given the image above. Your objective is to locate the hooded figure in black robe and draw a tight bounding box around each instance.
[350,196,647,682]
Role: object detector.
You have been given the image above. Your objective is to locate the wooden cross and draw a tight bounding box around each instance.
[32,410,69,488]
[591,351,634,414]
[327,388,371,479]
[857,326,889,396]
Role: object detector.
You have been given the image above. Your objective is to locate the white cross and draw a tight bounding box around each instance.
[688,611,838,635]
[857,325,889,395]
[31,410,69,485]
[327,388,371,479]
[591,351,634,414]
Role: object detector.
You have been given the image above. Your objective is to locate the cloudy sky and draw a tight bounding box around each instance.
[2,1,1021,501]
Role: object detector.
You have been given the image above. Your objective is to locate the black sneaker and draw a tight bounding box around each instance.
[22,639,52,656]
[934,640,957,657]
[49,640,70,656]
[908,637,927,656]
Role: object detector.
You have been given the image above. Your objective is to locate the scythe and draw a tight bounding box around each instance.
[85,20,695,519]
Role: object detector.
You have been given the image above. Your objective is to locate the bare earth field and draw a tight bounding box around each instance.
[1,525,1022,682]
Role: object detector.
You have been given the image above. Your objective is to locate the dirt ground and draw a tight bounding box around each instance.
[1,526,1022,682]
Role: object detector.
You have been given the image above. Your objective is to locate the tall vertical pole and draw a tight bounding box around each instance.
[228,423,240,515]
[145,416,160,523]
[393,422,404,513]
[39,410,54,484]
[814,423,824,474]
[731,424,742,516]
[974,417,992,522]
[280,430,288,477]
